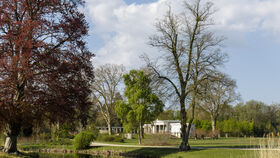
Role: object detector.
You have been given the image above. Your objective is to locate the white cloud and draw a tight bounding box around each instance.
[85,0,280,68]
[215,0,280,33]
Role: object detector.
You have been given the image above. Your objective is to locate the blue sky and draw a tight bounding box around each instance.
[84,0,280,105]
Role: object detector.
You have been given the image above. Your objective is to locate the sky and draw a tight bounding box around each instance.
[83,0,280,105]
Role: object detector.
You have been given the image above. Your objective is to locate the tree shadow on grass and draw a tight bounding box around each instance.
[121,148,205,158]
[193,145,260,149]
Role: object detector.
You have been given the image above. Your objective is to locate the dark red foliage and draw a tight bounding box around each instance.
[0,0,94,130]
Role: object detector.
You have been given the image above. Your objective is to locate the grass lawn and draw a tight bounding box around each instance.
[0,148,258,158]
[163,148,256,158]
[89,146,257,158]
[95,134,265,148]
[0,136,273,157]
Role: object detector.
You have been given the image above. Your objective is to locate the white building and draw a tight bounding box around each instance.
[143,120,195,138]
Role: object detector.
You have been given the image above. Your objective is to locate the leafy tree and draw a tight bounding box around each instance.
[91,64,125,135]
[233,100,280,136]
[146,0,227,150]
[0,0,93,153]
[115,70,164,144]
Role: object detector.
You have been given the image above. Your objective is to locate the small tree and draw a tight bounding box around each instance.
[91,64,125,135]
[116,70,164,144]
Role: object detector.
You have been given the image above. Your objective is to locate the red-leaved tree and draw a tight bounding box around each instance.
[0,0,94,153]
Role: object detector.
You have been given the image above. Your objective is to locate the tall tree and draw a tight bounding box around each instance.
[146,0,227,150]
[91,64,125,135]
[115,70,164,144]
[198,73,238,134]
[0,0,93,153]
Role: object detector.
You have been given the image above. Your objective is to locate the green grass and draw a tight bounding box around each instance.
[189,137,263,148]
[163,149,256,158]
[94,134,264,148]
[88,146,256,158]
[0,136,271,158]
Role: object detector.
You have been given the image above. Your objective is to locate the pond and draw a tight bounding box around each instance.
[38,153,123,158]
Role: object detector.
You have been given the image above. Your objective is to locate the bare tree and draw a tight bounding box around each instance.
[198,73,238,136]
[146,0,227,151]
[91,64,125,135]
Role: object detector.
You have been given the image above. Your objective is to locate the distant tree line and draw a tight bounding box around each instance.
[158,100,280,137]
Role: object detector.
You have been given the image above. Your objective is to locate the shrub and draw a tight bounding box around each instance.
[55,123,75,139]
[73,131,96,150]
[97,134,124,143]
[86,124,99,139]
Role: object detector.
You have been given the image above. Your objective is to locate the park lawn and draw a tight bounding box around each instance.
[0,148,257,158]
[189,137,263,148]
[163,148,257,158]
[0,152,39,158]
[94,135,264,148]
[0,137,269,158]
[17,137,74,151]
[89,146,256,158]
[0,153,18,158]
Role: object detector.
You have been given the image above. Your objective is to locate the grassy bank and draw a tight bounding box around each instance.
[0,136,277,157]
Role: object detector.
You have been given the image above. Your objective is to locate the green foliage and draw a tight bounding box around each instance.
[73,131,96,150]
[193,119,212,131]
[97,134,124,143]
[194,119,254,137]
[115,70,164,132]
[233,100,280,136]
[193,99,280,137]
[86,123,99,138]
[217,119,254,136]
[55,122,75,139]
[49,138,73,145]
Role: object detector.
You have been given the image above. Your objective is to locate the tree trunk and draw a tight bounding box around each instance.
[179,99,190,151]
[141,126,144,139]
[138,122,142,144]
[3,123,21,153]
[107,120,112,135]
[211,117,218,139]
[211,118,216,132]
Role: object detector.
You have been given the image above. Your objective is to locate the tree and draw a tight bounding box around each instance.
[233,101,280,136]
[0,0,93,153]
[115,70,164,144]
[91,64,125,135]
[146,0,226,150]
[198,73,237,135]
[157,109,180,120]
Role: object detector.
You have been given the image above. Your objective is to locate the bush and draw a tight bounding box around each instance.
[73,131,96,150]
[55,123,75,139]
[97,134,124,143]
[86,124,99,138]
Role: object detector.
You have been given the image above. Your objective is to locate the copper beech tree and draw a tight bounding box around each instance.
[0,0,94,153]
